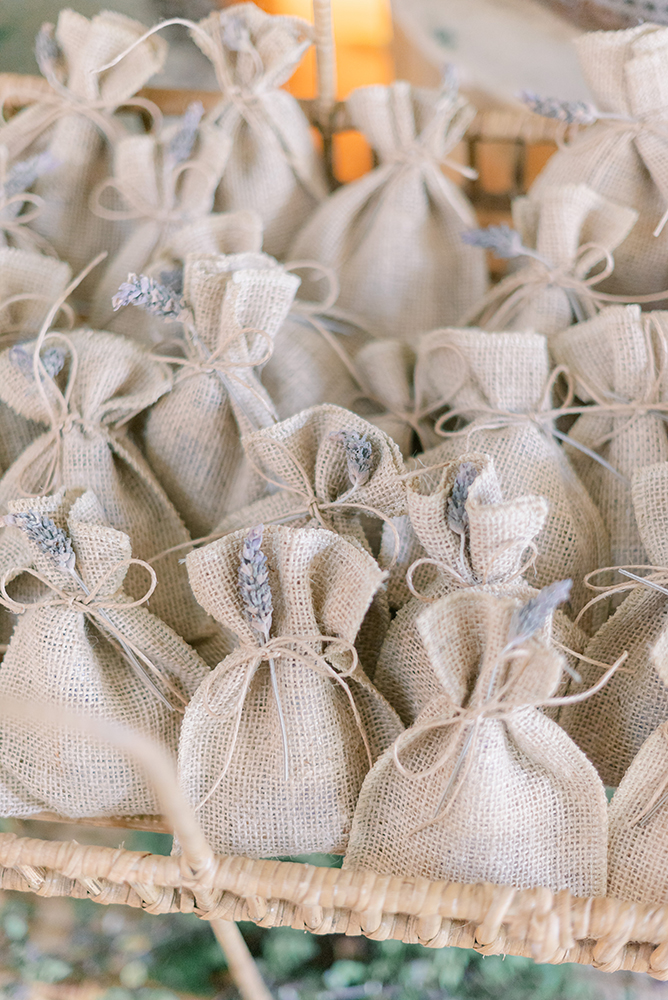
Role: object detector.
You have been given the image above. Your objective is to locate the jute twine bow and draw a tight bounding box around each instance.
[196,633,370,806]
[0,556,187,712]
[574,564,668,628]
[406,538,539,603]
[460,242,668,331]
[392,643,626,832]
[89,159,219,232]
[93,17,324,202]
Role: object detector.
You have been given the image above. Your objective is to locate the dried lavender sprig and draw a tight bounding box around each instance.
[461,224,531,260]
[35,23,62,79]
[446,461,478,561]
[330,430,373,496]
[521,91,599,125]
[112,273,187,322]
[238,524,273,643]
[167,101,205,164]
[9,343,65,381]
[3,510,75,571]
[4,152,57,200]
[159,267,184,296]
[222,14,253,52]
[238,525,289,779]
[3,508,175,710]
[506,579,573,652]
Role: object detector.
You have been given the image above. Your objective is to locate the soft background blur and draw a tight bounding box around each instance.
[2,1,668,997]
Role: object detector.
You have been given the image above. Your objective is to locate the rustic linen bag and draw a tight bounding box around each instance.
[178,524,403,857]
[417,328,610,617]
[344,589,608,895]
[608,722,668,902]
[290,79,487,342]
[373,453,586,725]
[551,306,668,570]
[558,462,668,787]
[141,253,300,537]
[463,184,638,336]
[0,10,167,295]
[0,327,220,653]
[191,4,327,258]
[0,490,208,819]
[88,111,233,332]
[213,404,409,672]
[530,24,668,298]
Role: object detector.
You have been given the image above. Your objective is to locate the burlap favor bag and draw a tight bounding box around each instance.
[290,79,488,341]
[417,328,610,616]
[88,106,233,332]
[558,462,668,787]
[608,722,668,902]
[373,454,586,725]
[529,24,668,298]
[344,589,608,896]
[0,327,220,653]
[0,490,208,819]
[189,4,327,258]
[0,10,167,294]
[178,523,402,857]
[552,306,668,569]
[462,184,638,335]
[140,253,299,537]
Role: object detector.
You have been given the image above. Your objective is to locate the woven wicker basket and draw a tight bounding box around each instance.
[1,4,662,995]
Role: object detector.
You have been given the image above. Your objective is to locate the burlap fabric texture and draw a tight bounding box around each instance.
[191,4,327,258]
[0,327,221,655]
[142,253,299,537]
[290,80,487,342]
[344,589,608,897]
[416,328,610,618]
[0,490,208,819]
[531,24,668,298]
[558,462,668,787]
[213,404,410,673]
[373,453,586,726]
[552,306,668,570]
[89,113,232,332]
[0,10,167,302]
[178,524,403,858]
[0,249,73,473]
[463,184,638,336]
[608,721,668,902]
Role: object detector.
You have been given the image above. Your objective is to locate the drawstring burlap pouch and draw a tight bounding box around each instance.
[140,253,299,537]
[373,454,586,725]
[0,490,208,819]
[0,10,167,300]
[0,249,73,472]
[290,79,488,342]
[608,721,668,903]
[88,106,233,332]
[552,306,668,570]
[344,589,609,896]
[462,184,639,335]
[416,328,610,618]
[529,24,668,299]
[212,404,410,673]
[177,523,403,857]
[558,462,668,787]
[0,327,222,656]
[189,4,327,258]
